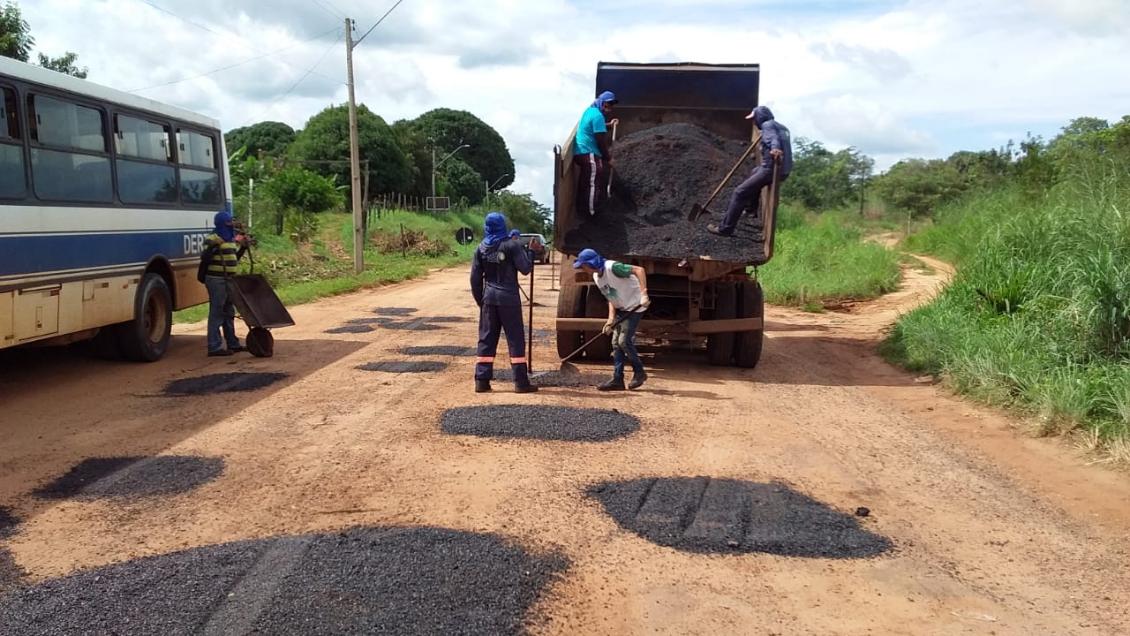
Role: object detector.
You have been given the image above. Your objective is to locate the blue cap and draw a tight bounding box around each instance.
[573,248,605,270]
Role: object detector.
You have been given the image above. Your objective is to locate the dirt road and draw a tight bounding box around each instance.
[1,258,1128,634]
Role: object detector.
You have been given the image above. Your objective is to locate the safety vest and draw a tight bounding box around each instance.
[205,234,239,276]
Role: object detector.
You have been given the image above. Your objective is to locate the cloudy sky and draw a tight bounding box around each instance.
[21,0,1130,204]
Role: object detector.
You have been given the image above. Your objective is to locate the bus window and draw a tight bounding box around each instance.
[29,95,106,152]
[115,114,176,205]
[180,168,220,205]
[27,94,112,203]
[0,87,26,199]
[177,129,215,169]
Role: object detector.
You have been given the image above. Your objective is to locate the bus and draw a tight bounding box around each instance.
[0,57,231,361]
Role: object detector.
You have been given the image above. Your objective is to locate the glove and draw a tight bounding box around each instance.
[639,293,651,309]
[602,320,614,336]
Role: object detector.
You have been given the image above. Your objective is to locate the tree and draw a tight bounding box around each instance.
[872,158,968,218]
[37,51,86,78]
[225,121,296,158]
[438,158,483,205]
[260,166,344,241]
[390,120,433,197]
[404,108,515,191]
[289,104,412,199]
[492,191,551,237]
[0,1,32,61]
[782,138,873,211]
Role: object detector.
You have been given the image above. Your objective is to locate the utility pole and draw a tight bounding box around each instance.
[431,145,437,203]
[345,17,364,273]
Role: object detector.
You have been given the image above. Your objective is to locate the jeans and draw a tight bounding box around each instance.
[205,276,240,353]
[719,167,788,235]
[611,310,644,380]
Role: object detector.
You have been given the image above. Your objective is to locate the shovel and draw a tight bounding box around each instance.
[687,139,758,221]
[606,118,620,198]
[534,304,643,381]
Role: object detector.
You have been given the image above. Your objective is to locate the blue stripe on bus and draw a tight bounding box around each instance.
[0,230,212,278]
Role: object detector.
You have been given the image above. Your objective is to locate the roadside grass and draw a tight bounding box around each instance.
[175,210,482,323]
[883,160,1130,455]
[760,206,902,309]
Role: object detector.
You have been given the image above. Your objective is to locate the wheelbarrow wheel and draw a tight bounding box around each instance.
[247,327,274,358]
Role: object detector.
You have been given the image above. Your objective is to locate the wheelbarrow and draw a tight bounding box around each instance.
[225,246,295,358]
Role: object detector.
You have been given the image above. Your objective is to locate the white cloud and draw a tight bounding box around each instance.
[16,0,1130,201]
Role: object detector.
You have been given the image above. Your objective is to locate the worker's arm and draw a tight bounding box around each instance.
[603,298,616,335]
[510,241,533,276]
[469,250,484,307]
[763,123,784,160]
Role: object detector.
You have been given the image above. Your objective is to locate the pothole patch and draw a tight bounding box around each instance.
[422,316,472,323]
[325,324,375,334]
[0,549,24,594]
[33,456,224,500]
[0,507,18,539]
[588,478,891,558]
[357,361,449,373]
[492,369,605,388]
[374,319,445,331]
[373,307,418,316]
[164,373,288,396]
[401,345,477,357]
[0,526,567,635]
[442,405,639,442]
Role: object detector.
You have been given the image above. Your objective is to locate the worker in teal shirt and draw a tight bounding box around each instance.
[573,90,617,217]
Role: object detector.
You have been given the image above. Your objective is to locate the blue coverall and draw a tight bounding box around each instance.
[718,105,794,236]
[471,237,533,386]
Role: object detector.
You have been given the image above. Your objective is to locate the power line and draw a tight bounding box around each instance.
[128,26,341,92]
[354,0,407,48]
[139,0,219,35]
[238,31,343,127]
[309,0,344,20]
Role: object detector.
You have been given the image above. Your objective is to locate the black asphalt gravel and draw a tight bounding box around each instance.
[441,405,639,442]
[0,549,23,593]
[357,361,449,373]
[33,456,224,500]
[563,123,768,263]
[0,526,567,635]
[588,478,891,558]
[325,324,375,334]
[376,318,446,331]
[373,307,418,316]
[420,316,472,323]
[493,369,605,388]
[164,372,288,396]
[0,507,17,539]
[401,345,478,357]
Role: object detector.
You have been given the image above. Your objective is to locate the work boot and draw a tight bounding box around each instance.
[629,371,648,390]
[208,349,234,357]
[598,377,626,391]
[706,223,732,237]
[514,383,539,394]
[475,380,492,393]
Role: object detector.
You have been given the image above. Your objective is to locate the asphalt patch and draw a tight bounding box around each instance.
[588,478,891,558]
[0,526,567,635]
[442,405,639,442]
[493,368,605,388]
[421,315,472,323]
[0,548,23,594]
[325,324,375,334]
[0,507,17,539]
[33,456,224,500]
[164,372,288,396]
[372,319,445,331]
[373,307,418,316]
[357,361,449,373]
[401,345,478,357]
[562,123,768,263]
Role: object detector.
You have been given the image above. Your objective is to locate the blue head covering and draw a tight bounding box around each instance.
[483,212,509,247]
[572,248,605,271]
[593,90,618,110]
[745,105,775,126]
[509,229,521,239]
[214,211,235,242]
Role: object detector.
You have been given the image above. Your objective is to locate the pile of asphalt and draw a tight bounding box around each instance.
[401,345,477,357]
[33,456,224,500]
[373,307,418,316]
[325,325,375,334]
[588,477,891,558]
[441,405,639,442]
[563,123,767,263]
[492,368,604,388]
[357,361,449,374]
[0,526,567,635]
[164,372,288,396]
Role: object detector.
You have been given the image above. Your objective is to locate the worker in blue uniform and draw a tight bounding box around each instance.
[708,105,793,238]
[470,212,538,394]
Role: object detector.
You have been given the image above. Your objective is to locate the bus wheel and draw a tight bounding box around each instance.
[117,273,173,362]
[247,327,274,358]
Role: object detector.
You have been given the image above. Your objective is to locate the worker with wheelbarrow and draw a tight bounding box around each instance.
[573,248,650,391]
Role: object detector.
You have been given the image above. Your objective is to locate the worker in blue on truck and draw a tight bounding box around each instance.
[708,105,793,238]
[573,90,618,217]
[470,212,538,394]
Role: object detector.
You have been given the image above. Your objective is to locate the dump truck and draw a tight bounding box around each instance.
[552,62,781,368]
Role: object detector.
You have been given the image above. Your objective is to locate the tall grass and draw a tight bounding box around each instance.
[761,206,902,310]
[886,155,1130,450]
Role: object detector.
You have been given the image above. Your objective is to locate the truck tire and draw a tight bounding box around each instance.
[116,272,173,362]
[556,280,586,359]
[707,282,737,366]
[584,285,614,361]
[735,280,765,369]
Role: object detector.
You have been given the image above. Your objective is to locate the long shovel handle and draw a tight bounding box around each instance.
[702,140,758,210]
[527,261,535,372]
[560,304,642,364]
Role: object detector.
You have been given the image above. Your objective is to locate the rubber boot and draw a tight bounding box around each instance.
[511,364,537,393]
[629,371,648,390]
[598,377,626,391]
[514,383,539,394]
[475,380,492,393]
